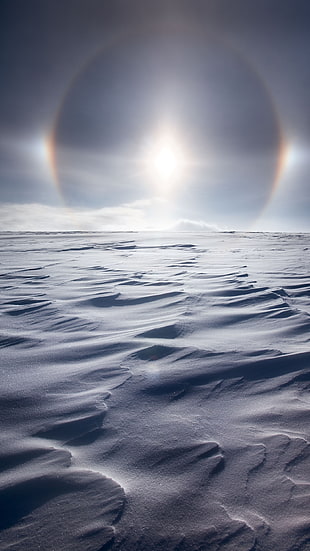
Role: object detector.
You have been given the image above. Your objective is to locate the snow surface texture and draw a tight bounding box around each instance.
[0,231,309,551]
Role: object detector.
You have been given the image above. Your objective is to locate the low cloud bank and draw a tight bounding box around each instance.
[0,203,222,233]
[0,202,149,232]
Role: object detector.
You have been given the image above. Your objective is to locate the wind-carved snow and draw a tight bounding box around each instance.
[0,231,309,551]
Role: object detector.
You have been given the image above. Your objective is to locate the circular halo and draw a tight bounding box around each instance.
[48,24,285,228]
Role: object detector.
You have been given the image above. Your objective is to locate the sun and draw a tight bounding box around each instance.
[144,129,185,190]
[151,139,181,181]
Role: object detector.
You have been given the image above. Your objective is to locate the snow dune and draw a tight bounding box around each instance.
[0,231,309,551]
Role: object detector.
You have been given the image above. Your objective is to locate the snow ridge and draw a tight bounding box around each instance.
[0,231,309,550]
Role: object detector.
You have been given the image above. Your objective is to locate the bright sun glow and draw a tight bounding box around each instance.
[145,129,185,191]
[151,140,181,180]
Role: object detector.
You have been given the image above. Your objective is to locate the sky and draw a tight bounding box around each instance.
[0,0,309,232]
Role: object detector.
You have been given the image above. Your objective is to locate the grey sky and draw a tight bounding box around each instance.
[0,0,309,231]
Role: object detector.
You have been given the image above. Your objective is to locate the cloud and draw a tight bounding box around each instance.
[0,202,149,232]
[0,202,223,233]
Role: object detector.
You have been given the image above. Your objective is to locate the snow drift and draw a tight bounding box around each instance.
[0,231,309,551]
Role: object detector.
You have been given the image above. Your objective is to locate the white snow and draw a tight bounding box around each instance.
[0,231,309,551]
